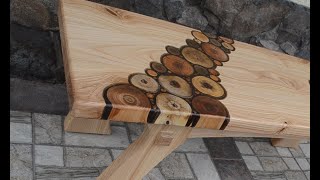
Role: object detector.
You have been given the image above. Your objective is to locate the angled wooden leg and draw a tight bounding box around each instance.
[97,124,191,180]
[271,138,301,148]
[64,112,111,135]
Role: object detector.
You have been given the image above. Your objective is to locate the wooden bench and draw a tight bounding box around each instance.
[58,0,310,179]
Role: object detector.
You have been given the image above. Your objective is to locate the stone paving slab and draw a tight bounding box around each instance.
[10,110,310,180]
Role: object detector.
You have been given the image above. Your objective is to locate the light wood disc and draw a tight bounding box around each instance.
[106,84,151,108]
[209,38,222,47]
[161,54,194,76]
[150,61,167,73]
[158,75,192,98]
[146,69,158,77]
[192,76,226,99]
[192,95,228,117]
[186,39,200,49]
[201,42,229,62]
[129,73,159,93]
[166,46,180,56]
[222,42,235,51]
[218,36,234,44]
[181,46,214,68]
[156,93,191,112]
[214,60,223,66]
[208,69,220,76]
[210,75,221,82]
[191,31,209,42]
[194,65,209,76]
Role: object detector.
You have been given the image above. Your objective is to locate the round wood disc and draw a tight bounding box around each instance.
[209,38,222,47]
[201,42,229,62]
[218,36,234,44]
[194,65,209,76]
[158,75,192,98]
[186,39,200,49]
[204,32,217,39]
[166,46,180,56]
[192,76,226,99]
[106,84,151,108]
[191,31,209,42]
[210,75,221,82]
[208,69,220,76]
[181,46,214,68]
[129,73,159,93]
[192,95,228,117]
[150,61,167,73]
[220,46,231,54]
[156,93,192,113]
[161,54,194,76]
[214,60,223,66]
[221,42,235,51]
[146,69,158,77]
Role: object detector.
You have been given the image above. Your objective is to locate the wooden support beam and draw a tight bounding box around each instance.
[64,112,111,134]
[271,138,302,149]
[97,124,191,180]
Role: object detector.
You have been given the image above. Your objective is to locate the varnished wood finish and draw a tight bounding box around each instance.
[59,0,309,138]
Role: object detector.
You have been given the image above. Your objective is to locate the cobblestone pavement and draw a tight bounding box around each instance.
[10,110,310,180]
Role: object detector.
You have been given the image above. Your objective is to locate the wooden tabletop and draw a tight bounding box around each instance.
[59,0,310,138]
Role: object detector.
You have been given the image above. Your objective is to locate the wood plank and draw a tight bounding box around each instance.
[59,0,309,138]
[97,124,191,180]
[271,138,302,149]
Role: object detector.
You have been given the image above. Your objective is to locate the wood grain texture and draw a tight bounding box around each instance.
[59,0,309,138]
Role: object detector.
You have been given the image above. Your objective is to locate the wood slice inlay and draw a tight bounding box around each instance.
[209,38,222,47]
[151,61,167,73]
[158,75,192,98]
[218,36,234,44]
[192,95,228,117]
[105,84,151,108]
[186,39,200,49]
[161,54,194,76]
[166,46,180,56]
[214,60,223,66]
[210,75,221,82]
[194,65,210,76]
[129,73,159,93]
[181,46,214,68]
[201,42,229,62]
[146,69,158,77]
[222,42,235,51]
[192,76,226,99]
[208,69,220,76]
[191,31,209,42]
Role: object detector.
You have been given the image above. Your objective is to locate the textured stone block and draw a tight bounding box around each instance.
[285,171,307,180]
[142,168,165,180]
[299,144,310,158]
[65,126,130,148]
[283,158,300,170]
[204,138,242,159]
[35,166,100,179]
[10,110,31,123]
[127,123,144,142]
[34,113,62,145]
[35,145,63,166]
[10,144,33,180]
[289,147,305,157]
[295,158,310,170]
[276,147,292,157]
[10,122,32,143]
[251,171,286,180]
[175,138,208,152]
[159,153,193,179]
[65,147,112,167]
[111,149,124,160]
[259,157,288,171]
[214,159,253,180]
[186,153,220,180]
[249,142,279,156]
[242,156,263,171]
[235,141,254,155]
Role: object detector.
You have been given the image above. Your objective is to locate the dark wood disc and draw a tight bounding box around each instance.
[218,36,234,44]
[208,69,220,76]
[166,46,181,56]
[161,54,194,76]
[105,84,151,108]
[150,61,167,73]
[191,31,209,42]
[192,95,228,117]
[209,38,222,47]
[129,73,159,93]
[181,46,214,68]
[186,39,200,49]
[214,60,223,66]
[203,32,217,39]
[158,75,192,98]
[194,65,209,76]
[210,75,221,82]
[201,42,229,62]
[221,42,235,51]
[220,46,231,54]
[192,76,226,99]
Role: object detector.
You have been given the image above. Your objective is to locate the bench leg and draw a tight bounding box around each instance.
[271,138,301,148]
[64,112,111,134]
[97,124,191,180]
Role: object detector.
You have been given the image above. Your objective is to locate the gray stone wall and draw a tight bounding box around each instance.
[10,0,310,84]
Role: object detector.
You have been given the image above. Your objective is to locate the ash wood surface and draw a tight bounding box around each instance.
[59,0,309,138]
